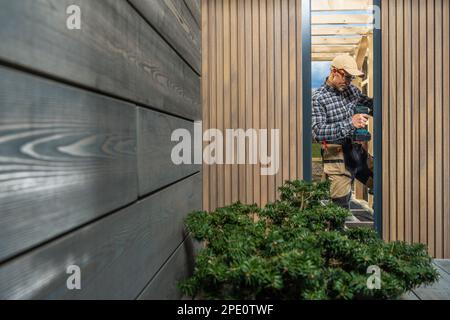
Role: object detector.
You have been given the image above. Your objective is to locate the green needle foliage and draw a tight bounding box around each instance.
[180,180,439,300]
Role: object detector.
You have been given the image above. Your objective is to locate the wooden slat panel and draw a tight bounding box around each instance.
[382,0,450,258]
[426,0,436,256]
[129,0,201,74]
[419,0,428,246]
[244,0,254,206]
[267,0,276,203]
[230,0,239,204]
[281,0,289,183]
[443,0,450,259]
[434,0,443,258]
[404,0,412,244]
[184,0,202,27]
[0,0,200,121]
[312,26,373,36]
[260,0,268,206]
[0,66,138,262]
[137,108,200,196]
[274,0,283,197]
[253,0,261,206]
[312,0,372,11]
[224,0,232,206]
[202,0,210,211]
[388,0,397,241]
[311,14,373,25]
[238,0,247,204]
[0,174,202,300]
[312,37,362,45]
[411,0,420,244]
[138,236,202,300]
[216,0,225,208]
[202,0,303,211]
[289,0,297,182]
[396,0,405,242]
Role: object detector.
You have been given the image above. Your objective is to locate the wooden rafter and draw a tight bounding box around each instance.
[312,26,373,36]
[312,14,374,25]
[312,53,351,61]
[312,36,362,45]
[312,45,356,53]
[312,0,372,11]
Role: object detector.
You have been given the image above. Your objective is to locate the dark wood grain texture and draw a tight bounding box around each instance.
[137,108,201,196]
[0,173,202,300]
[0,66,138,263]
[0,0,201,120]
[129,0,201,74]
[138,236,203,300]
[184,0,202,27]
[136,14,201,121]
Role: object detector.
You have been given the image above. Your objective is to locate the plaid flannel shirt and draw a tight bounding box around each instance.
[312,80,374,144]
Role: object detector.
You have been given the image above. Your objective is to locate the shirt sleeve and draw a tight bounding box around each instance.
[312,97,355,143]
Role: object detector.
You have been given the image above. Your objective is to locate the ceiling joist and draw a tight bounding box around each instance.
[312,26,373,36]
[312,0,372,11]
[312,14,374,25]
[312,45,356,53]
[312,36,362,45]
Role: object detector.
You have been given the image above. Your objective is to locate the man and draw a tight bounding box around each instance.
[312,55,373,209]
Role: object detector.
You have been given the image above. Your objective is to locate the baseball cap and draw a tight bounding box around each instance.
[331,55,365,77]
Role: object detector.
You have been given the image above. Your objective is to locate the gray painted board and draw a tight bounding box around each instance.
[0,66,138,262]
[137,108,201,196]
[138,236,203,300]
[129,0,201,74]
[184,0,201,27]
[0,0,200,120]
[136,15,201,121]
[0,173,202,300]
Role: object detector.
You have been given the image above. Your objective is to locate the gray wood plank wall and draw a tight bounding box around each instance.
[0,0,201,300]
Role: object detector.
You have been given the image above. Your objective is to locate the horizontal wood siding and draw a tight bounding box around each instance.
[0,0,202,299]
[0,174,202,300]
[382,0,450,258]
[202,0,304,211]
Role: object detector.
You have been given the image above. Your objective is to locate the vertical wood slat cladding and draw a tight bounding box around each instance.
[0,0,201,121]
[202,0,304,211]
[382,0,450,258]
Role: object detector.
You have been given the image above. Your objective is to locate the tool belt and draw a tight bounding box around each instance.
[322,140,373,188]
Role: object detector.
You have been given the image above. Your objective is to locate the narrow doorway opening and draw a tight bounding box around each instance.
[304,0,382,233]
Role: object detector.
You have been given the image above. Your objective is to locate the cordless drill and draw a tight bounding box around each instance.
[352,105,372,142]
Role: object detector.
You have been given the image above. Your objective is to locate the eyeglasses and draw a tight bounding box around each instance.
[336,69,355,82]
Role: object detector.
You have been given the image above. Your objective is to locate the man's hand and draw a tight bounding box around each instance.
[352,114,369,129]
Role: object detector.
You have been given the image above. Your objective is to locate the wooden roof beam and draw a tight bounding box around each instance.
[312,36,362,45]
[312,53,352,61]
[312,0,372,11]
[312,45,356,53]
[312,14,374,25]
[312,26,373,36]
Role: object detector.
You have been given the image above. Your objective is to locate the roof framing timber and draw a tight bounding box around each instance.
[312,36,362,45]
[312,0,372,11]
[312,26,373,36]
[312,45,356,53]
[312,14,374,25]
